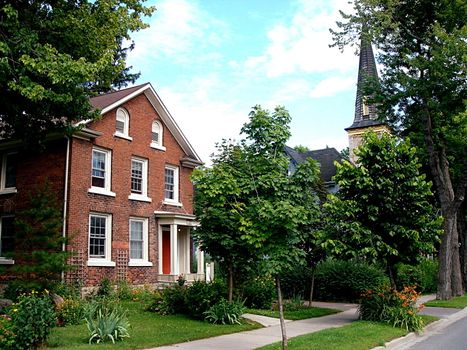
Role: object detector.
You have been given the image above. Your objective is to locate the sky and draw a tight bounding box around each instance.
[126,0,359,164]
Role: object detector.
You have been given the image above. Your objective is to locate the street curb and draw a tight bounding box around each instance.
[371,307,467,350]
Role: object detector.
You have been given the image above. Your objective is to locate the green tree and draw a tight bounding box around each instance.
[323,132,442,287]
[11,183,70,291]
[193,106,322,350]
[0,1,154,144]
[331,0,466,299]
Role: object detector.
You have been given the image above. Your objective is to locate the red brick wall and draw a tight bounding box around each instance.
[66,93,196,287]
[0,139,67,280]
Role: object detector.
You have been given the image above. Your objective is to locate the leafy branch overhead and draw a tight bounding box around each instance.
[0,1,154,143]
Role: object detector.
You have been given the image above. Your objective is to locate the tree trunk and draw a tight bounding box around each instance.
[424,114,464,300]
[228,260,234,302]
[460,204,467,289]
[276,275,288,350]
[308,268,315,307]
[388,264,397,290]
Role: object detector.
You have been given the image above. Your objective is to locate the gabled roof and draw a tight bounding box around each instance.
[346,36,385,131]
[88,83,202,164]
[285,146,343,183]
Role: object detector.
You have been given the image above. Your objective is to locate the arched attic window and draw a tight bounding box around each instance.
[114,107,132,140]
[150,120,166,151]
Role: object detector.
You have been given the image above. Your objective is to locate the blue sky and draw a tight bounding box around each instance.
[127,0,358,163]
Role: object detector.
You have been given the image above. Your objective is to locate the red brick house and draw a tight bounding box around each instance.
[0,83,205,289]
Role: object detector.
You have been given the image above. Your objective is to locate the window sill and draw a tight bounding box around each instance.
[88,187,116,197]
[129,261,153,267]
[0,258,14,265]
[150,143,166,151]
[114,133,133,141]
[163,200,183,207]
[87,259,116,267]
[0,188,17,195]
[128,194,152,203]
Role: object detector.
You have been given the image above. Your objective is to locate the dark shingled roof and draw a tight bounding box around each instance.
[346,36,384,131]
[90,83,148,110]
[285,146,343,183]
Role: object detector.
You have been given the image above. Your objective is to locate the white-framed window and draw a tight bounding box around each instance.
[0,216,15,264]
[150,120,166,151]
[129,217,152,266]
[87,213,115,267]
[114,108,132,140]
[164,165,180,205]
[0,153,17,194]
[128,157,151,202]
[89,147,115,197]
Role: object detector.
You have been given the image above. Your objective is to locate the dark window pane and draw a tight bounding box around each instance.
[0,216,15,256]
[92,150,106,188]
[89,215,106,258]
[5,154,16,188]
[131,160,143,194]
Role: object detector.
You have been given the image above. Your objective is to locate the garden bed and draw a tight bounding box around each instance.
[246,307,340,320]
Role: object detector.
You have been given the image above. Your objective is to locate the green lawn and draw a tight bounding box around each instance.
[425,293,467,309]
[246,307,340,320]
[47,302,260,349]
[256,316,438,350]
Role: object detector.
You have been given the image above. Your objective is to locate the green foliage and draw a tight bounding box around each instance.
[11,183,72,291]
[56,298,86,327]
[395,260,439,293]
[85,302,130,344]
[52,280,82,300]
[323,133,442,283]
[157,286,187,315]
[10,291,56,350]
[0,1,154,142]
[240,275,276,309]
[96,278,113,298]
[3,280,44,302]
[359,285,424,332]
[185,281,225,320]
[280,264,314,299]
[204,298,245,325]
[314,259,388,302]
[0,315,16,349]
[418,259,439,293]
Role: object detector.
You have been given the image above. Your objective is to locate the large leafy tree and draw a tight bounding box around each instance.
[0,1,154,143]
[331,0,466,299]
[323,133,442,287]
[193,106,322,350]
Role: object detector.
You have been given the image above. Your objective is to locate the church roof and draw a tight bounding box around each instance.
[346,35,384,131]
[284,146,343,183]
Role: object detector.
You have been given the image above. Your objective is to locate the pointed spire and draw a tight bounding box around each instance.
[346,33,383,130]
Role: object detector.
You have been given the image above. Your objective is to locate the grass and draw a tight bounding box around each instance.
[425,293,467,309]
[246,307,340,320]
[47,301,260,349]
[256,315,439,350]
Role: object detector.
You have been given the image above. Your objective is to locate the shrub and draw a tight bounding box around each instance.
[204,298,245,325]
[359,285,424,332]
[145,290,165,314]
[85,302,130,344]
[396,264,423,291]
[3,280,44,302]
[96,278,113,298]
[185,281,225,320]
[418,259,438,293]
[161,285,188,315]
[314,259,388,302]
[52,280,82,300]
[56,298,86,326]
[116,281,133,301]
[241,276,276,309]
[0,315,16,349]
[10,290,56,350]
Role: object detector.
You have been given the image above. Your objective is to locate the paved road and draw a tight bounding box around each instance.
[409,313,467,350]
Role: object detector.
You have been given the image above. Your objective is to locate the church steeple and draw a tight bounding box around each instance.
[345,34,390,163]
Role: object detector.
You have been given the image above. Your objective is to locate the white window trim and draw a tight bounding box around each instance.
[0,216,14,264]
[0,153,17,195]
[128,157,151,202]
[129,217,152,266]
[87,213,115,267]
[163,165,182,206]
[89,147,116,197]
[150,120,166,151]
[114,107,133,141]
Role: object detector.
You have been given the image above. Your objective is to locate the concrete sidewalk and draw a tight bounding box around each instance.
[149,302,359,350]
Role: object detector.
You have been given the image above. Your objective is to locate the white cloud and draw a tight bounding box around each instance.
[310,76,354,98]
[155,76,249,164]
[242,0,355,77]
[128,0,225,65]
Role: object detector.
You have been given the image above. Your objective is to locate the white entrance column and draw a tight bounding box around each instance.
[185,228,191,274]
[170,224,179,275]
[197,246,204,275]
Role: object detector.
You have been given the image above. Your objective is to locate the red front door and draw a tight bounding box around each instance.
[162,230,171,274]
